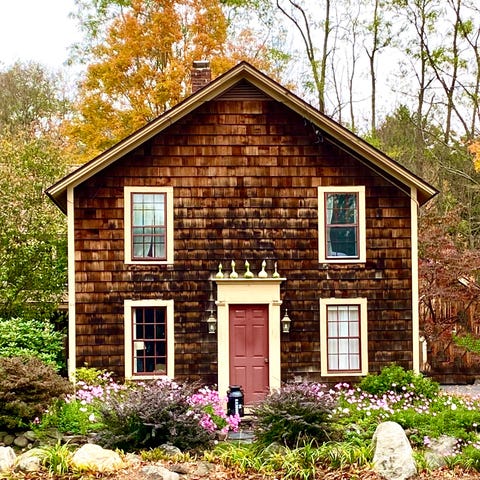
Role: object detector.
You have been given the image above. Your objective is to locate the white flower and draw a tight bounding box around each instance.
[89,413,96,422]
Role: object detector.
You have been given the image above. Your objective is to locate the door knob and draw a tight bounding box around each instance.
[264,358,269,363]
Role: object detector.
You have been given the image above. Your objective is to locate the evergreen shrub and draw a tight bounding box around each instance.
[0,356,72,429]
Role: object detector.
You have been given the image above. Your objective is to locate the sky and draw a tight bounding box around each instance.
[0,0,81,69]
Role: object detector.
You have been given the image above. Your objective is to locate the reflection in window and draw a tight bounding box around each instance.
[325,193,358,257]
[133,307,167,374]
[131,193,166,260]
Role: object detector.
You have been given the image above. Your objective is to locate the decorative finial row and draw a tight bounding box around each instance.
[215,260,280,279]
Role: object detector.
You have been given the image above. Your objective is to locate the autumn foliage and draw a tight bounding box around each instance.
[64,0,284,163]
[469,140,480,172]
[419,206,480,344]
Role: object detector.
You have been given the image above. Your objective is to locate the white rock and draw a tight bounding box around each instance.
[372,421,417,480]
[17,448,43,472]
[425,435,458,468]
[141,464,180,480]
[0,446,16,472]
[71,444,123,472]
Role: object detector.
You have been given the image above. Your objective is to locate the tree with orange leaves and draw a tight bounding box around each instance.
[65,0,288,162]
[468,140,480,172]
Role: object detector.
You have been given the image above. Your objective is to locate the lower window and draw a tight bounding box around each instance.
[133,307,167,374]
[124,299,174,379]
[320,298,368,376]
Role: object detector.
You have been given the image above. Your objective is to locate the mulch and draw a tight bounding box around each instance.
[11,462,480,480]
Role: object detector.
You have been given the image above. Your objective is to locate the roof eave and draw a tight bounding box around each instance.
[46,62,438,211]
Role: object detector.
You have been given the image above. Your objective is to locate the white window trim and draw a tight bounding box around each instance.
[124,299,175,380]
[320,297,368,377]
[124,186,174,264]
[318,186,366,264]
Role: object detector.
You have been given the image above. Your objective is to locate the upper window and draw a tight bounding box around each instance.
[318,186,366,263]
[124,299,175,379]
[124,187,174,264]
[319,298,368,376]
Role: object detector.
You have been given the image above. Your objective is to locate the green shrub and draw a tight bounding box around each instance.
[0,317,65,371]
[251,381,340,449]
[0,356,72,429]
[73,366,113,386]
[358,364,439,399]
[97,378,214,452]
[37,397,102,436]
[391,395,480,446]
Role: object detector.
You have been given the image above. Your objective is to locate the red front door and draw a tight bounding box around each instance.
[229,304,269,404]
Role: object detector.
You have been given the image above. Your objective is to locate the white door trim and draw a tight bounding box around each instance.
[214,278,284,401]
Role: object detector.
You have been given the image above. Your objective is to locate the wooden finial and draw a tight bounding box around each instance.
[258,260,268,278]
[272,262,280,278]
[244,260,254,278]
[230,260,238,278]
[215,262,224,279]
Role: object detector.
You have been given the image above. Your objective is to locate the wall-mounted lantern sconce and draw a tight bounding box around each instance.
[281,309,292,334]
[207,311,217,334]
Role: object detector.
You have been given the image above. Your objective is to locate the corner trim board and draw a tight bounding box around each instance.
[67,186,76,379]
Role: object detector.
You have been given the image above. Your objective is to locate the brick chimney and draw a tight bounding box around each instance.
[191,60,212,93]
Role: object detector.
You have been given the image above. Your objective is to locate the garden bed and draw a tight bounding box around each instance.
[5,362,480,479]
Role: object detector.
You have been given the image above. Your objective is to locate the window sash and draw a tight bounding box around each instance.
[325,193,359,258]
[131,193,167,260]
[326,305,361,373]
[132,307,167,375]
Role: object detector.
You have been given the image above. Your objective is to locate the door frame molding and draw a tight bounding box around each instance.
[214,278,284,402]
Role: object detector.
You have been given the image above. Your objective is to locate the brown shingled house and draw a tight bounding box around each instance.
[46,61,437,404]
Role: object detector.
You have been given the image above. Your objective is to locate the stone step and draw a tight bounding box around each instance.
[227,429,254,443]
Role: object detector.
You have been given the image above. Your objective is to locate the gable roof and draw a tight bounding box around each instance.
[46,61,438,212]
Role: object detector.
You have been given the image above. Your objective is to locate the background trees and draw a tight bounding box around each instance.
[65,0,288,162]
[2,0,480,364]
[0,62,69,321]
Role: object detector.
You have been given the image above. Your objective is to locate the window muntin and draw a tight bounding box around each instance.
[320,298,368,376]
[325,193,359,258]
[132,193,166,260]
[124,299,174,379]
[132,306,167,375]
[318,186,365,264]
[326,304,361,372]
[124,186,173,264]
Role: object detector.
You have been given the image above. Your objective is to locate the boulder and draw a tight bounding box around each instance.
[424,435,458,468]
[23,430,37,443]
[71,443,123,472]
[13,434,29,448]
[372,421,417,480]
[159,444,182,456]
[17,448,43,472]
[140,464,180,480]
[0,446,16,472]
[2,435,14,446]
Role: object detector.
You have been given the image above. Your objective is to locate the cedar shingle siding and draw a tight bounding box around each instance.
[73,84,414,383]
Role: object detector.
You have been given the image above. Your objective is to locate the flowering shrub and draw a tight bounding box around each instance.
[97,378,217,451]
[35,368,123,436]
[252,381,340,448]
[187,386,241,434]
[335,378,480,447]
